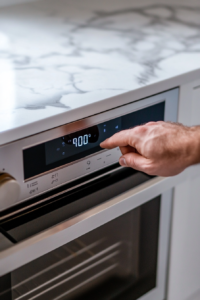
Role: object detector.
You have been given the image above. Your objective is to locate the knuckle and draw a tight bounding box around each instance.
[125,155,134,166]
[133,125,146,135]
[146,121,156,126]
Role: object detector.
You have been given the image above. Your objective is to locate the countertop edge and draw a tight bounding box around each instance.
[1,68,200,146]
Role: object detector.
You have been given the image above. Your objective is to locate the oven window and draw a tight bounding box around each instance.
[11,196,160,300]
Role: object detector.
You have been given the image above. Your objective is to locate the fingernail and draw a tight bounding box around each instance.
[119,157,126,166]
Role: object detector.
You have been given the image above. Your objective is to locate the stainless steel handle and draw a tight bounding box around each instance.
[0,165,123,221]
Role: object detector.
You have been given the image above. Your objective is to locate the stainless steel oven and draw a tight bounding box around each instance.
[0,88,179,300]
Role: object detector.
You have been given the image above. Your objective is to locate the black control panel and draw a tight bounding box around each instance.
[23,102,165,179]
[45,117,121,166]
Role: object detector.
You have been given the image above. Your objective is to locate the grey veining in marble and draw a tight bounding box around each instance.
[1,0,200,136]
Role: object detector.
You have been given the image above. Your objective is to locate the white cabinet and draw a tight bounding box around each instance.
[168,168,200,300]
[168,81,200,300]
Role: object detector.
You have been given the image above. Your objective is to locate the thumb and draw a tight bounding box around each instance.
[119,152,150,173]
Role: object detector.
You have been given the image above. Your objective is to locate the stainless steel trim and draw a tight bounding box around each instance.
[23,99,166,150]
[0,165,123,222]
[23,148,108,182]
[137,189,173,300]
[0,170,188,276]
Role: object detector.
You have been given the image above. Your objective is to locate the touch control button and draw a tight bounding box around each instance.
[85,159,93,172]
[27,180,39,195]
[48,172,59,187]
[23,175,48,201]
[102,150,115,165]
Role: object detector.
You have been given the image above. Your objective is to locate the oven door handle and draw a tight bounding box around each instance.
[0,170,188,276]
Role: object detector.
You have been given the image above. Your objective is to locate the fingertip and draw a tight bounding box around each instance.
[100,138,110,148]
[119,157,127,166]
[100,141,106,148]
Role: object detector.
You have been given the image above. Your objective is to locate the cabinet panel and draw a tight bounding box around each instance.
[168,166,200,300]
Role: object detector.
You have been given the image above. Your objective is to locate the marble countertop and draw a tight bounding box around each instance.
[1,0,200,144]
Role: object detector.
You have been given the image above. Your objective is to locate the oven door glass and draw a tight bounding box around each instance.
[11,196,160,300]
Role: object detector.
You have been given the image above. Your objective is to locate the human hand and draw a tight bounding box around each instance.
[100,121,200,176]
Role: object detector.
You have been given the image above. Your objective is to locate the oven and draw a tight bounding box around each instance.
[0,88,179,300]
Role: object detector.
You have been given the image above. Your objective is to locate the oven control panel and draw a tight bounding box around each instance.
[0,88,179,211]
[23,147,121,199]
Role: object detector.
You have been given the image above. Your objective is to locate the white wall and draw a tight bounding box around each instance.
[0,0,36,7]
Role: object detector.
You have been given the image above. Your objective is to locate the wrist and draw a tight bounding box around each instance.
[187,126,200,166]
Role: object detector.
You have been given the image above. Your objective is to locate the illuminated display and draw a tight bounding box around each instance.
[45,121,120,165]
[23,102,165,179]
[72,135,89,147]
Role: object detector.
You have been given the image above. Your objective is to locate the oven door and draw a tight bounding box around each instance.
[0,165,172,300]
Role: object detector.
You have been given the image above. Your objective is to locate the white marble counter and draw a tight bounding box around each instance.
[1,0,200,144]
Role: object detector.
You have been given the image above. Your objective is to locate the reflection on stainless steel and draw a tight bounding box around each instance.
[14,243,120,300]
[54,264,118,300]
[13,239,103,290]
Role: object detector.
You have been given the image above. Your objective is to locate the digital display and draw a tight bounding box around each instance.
[23,102,165,179]
[45,118,121,166]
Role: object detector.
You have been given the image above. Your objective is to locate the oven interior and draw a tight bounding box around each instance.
[9,197,160,300]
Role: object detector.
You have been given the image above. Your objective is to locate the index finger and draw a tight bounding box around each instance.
[100,129,134,149]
